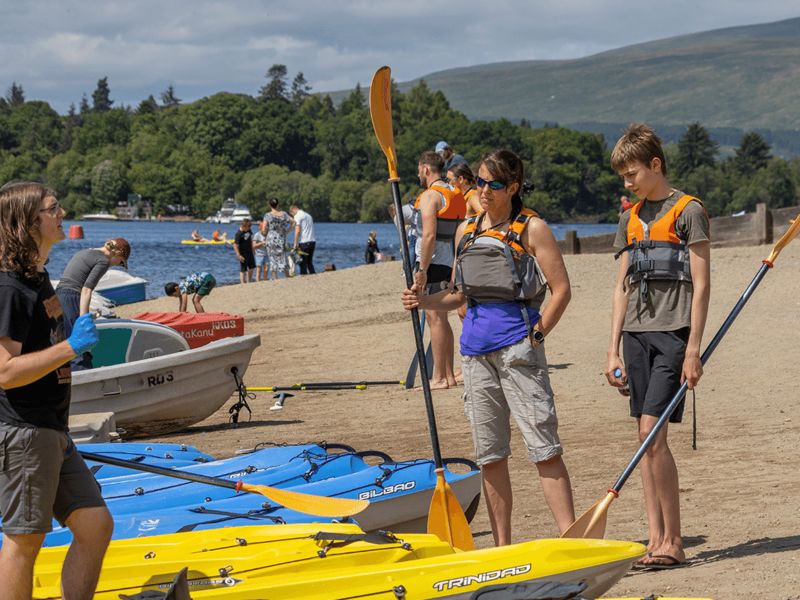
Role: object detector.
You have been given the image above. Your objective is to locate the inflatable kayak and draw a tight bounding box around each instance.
[180,239,233,245]
[32,522,645,599]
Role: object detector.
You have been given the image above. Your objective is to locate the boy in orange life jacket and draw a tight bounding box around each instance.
[605,123,710,569]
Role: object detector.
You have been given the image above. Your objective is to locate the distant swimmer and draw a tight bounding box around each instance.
[165,272,217,312]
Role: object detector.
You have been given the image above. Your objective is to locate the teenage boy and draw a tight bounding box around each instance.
[606,124,710,568]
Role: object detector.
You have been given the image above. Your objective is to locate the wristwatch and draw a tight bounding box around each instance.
[531,329,545,346]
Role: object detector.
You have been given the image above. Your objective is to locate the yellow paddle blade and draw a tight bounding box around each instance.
[240,483,369,518]
[427,469,474,551]
[766,213,800,264]
[561,491,617,539]
[369,66,400,181]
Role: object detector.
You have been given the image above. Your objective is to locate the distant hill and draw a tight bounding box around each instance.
[330,17,800,155]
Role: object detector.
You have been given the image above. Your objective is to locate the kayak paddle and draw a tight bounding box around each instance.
[79,451,369,518]
[369,65,474,551]
[563,213,800,539]
[249,385,368,392]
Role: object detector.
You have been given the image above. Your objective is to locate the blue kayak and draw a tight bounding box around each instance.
[41,458,481,547]
[80,442,215,479]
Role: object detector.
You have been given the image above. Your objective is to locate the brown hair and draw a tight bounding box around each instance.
[447,161,475,184]
[611,123,668,175]
[480,149,525,216]
[0,181,56,280]
[418,151,444,175]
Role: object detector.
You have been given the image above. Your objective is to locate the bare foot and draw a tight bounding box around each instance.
[414,379,450,391]
[454,370,464,385]
[641,544,685,565]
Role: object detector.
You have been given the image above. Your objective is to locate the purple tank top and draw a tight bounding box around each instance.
[460,302,541,356]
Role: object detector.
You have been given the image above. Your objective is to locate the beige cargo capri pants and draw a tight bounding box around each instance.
[462,338,562,465]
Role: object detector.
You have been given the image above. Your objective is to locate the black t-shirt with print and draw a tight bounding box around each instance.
[0,271,71,430]
[234,229,254,258]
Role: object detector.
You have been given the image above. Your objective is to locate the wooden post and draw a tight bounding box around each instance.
[754,203,772,245]
[563,230,580,255]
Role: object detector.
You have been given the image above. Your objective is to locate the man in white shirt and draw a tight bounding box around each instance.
[289,205,316,274]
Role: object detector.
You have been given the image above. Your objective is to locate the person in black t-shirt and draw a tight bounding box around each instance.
[233,218,256,283]
[0,182,112,599]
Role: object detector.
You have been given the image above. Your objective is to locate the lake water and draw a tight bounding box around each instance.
[47,220,617,299]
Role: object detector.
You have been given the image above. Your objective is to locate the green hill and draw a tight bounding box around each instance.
[400,17,800,131]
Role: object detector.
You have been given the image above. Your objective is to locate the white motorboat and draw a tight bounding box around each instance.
[230,204,252,223]
[71,334,261,438]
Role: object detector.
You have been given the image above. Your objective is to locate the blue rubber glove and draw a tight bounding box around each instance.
[67,313,99,355]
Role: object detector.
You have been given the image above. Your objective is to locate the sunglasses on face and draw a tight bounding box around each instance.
[39,201,61,216]
[476,177,506,191]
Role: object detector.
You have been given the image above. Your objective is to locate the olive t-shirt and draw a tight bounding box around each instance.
[613,191,710,332]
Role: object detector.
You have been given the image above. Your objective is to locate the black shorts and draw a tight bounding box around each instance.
[416,263,452,295]
[0,424,105,534]
[622,328,690,423]
[240,254,256,272]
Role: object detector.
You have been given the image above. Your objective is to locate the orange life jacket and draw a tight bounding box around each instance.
[618,194,703,301]
[414,182,467,243]
[463,187,480,217]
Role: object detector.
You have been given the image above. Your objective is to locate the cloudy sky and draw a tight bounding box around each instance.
[1,1,797,114]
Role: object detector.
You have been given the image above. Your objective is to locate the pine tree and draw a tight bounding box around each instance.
[735,132,771,175]
[290,72,311,104]
[160,85,181,107]
[92,77,114,112]
[675,122,717,177]
[137,95,159,114]
[79,94,91,114]
[7,82,25,107]
[259,64,288,100]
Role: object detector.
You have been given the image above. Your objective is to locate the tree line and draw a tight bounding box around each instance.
[1,67,798,223]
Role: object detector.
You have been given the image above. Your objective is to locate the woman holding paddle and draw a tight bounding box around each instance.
[402,149,575,545]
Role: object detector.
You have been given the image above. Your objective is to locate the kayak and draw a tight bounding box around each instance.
[81,442,214,479]
[180,239,233,245]
[32,522,646,599]
[40,456,481,547]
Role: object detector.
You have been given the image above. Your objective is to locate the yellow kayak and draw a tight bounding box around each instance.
[33,523,645,599]
[180,239,233,245]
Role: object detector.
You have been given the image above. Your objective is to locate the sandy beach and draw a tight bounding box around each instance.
[116,241,800,599]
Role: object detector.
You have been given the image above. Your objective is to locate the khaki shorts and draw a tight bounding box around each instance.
[463,339,563,465]
[0,423,105,535]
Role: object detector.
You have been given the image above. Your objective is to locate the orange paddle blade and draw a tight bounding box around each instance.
[369,66,400,181]
[766,213,800,264]
[239,483,369,518]
[427,469,474,551]
[561,491,617,539]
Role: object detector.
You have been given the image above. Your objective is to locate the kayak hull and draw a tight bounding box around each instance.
[32,523,646,599]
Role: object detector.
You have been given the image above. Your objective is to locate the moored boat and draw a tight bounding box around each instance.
[70,334,261,437]
[94,268,147,305]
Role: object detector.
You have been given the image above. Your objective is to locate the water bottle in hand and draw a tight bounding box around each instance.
[67,313,99,355]
[614,368,630,397]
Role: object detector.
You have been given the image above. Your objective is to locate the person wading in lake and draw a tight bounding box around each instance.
[0,181,112,599]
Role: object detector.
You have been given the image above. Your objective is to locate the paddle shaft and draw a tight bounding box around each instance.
[390,179,444,469]
[250,385,367,391]
[81,451,239,490]
[277,380,402,388]
[613,261,771,492]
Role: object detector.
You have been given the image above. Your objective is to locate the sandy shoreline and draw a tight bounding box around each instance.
[116,241,800,598]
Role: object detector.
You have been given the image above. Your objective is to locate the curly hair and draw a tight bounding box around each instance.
[0,181,56,281]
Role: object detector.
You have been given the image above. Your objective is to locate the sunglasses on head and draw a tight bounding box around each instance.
[476,176,506,191]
